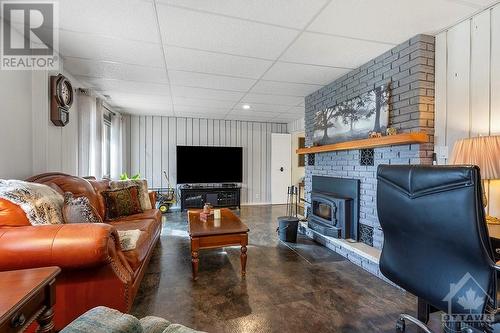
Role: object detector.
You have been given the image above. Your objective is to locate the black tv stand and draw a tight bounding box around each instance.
[180,185,241,211]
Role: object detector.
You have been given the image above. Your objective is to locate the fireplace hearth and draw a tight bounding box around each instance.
[308,176,359,241]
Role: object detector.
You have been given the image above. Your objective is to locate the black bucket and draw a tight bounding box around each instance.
[277,216,299,243]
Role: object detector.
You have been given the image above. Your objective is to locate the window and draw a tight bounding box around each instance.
[102,112,111,178]
[298,137,305,167]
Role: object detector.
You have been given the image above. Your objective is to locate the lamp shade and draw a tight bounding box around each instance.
[450,135,500,180]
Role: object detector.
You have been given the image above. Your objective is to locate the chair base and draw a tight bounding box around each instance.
[396,314,433,333]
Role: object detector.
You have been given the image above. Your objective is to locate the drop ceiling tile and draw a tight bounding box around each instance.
[285,106,306,115]
[250,80,322,97]
[274,114,304,122]
[106,93,172,105]
[242,93,304,106]
[225,114,275,122]
[230,110,281,118]
[63,57,167,83]
[158,0,328,29]
[158,5,299,59]
[121,107,175,116]
[165,46,272,79]
[59,30,164,67]
[171,86,244,101]
[82,77,171,96]
[60,0,158,43]
[233,103,292,113]
[169,71,256,92]
[174,104,229,114]
[280,32,393,68]
[172,96,235,108]
[263,62,351,85]
[307,0,480,44]
[178,112,229,119]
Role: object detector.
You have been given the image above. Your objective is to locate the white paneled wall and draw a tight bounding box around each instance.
[435,3,500,217]
[287,117,304,133]
[32,69,81,176]
[125,116,287,205]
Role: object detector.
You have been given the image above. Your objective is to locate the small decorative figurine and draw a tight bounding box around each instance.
[386,127,397,136]
[368,131,382,138]
[202,203,212,214]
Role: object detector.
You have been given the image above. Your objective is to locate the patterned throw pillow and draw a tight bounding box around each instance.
[109,179,152,210]
[63,192,102,224]
[101,186,143,220]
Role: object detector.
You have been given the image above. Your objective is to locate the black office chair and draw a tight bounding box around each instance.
[377,165,498,333]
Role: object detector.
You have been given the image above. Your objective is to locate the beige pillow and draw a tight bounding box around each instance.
[109,179,152,210]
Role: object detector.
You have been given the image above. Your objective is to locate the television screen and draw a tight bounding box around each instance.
[176,146,243,184]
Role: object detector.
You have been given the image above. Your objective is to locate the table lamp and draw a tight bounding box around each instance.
[450,135,500,224]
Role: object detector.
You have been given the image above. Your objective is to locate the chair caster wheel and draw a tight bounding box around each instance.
[396,318,406,332]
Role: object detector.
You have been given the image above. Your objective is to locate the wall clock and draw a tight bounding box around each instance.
[50,74,74,126]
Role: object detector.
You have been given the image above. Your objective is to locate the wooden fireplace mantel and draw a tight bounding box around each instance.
[296,132,429,155]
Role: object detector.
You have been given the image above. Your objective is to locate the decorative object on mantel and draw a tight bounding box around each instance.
[297,132,428,155]
[360,149,375,166]
[386,127,397,136]
[451,135,500,224]
[368,131,382,138]
[50,74,74,126]
[313,85,389,145]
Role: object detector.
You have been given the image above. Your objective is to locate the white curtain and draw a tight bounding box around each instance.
[77,91,102,178]
[110,111,123,179]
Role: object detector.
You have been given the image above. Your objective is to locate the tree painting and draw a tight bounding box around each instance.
[314,107,336,142]
[313,85,389,145]
[335,93,374,132]
[372,86,390,133]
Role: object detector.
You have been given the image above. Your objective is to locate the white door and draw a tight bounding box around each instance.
[271,133,292,204]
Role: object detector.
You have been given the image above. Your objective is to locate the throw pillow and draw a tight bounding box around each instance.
[109,179,152,210]
[101,186,143,220]
[117,229,142,251]
[63,192,103,224]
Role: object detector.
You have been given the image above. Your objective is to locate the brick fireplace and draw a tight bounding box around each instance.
[304,34,435,252]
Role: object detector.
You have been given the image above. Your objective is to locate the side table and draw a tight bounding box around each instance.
[0,267,60,333]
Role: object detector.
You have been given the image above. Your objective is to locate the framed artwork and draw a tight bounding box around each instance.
[313,85,390,145]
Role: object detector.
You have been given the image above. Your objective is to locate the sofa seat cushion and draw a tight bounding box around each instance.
[107,209,161,223]
[109,218,160,272]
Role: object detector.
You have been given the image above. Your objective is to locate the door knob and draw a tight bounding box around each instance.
[280,167,284,172]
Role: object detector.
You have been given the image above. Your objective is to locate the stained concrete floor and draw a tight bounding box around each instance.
[131,205,432,332]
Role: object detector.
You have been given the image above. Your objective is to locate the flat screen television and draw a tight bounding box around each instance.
[176,146,243,184]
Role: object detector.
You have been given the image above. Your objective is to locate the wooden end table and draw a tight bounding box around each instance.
[188,208,249,280]
[0,267,60,333]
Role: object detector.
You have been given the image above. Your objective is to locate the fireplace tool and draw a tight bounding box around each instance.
[276,186,300,243]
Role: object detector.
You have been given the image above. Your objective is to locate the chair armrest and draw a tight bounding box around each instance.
[0,223,120,270]
[149,191,157,207]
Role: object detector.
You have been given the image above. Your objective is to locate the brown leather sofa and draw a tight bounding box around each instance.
[0,173,161,330]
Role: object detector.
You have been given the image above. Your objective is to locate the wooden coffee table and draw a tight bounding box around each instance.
[188,208,249,280]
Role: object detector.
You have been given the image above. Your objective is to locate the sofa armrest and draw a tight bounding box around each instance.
[149,191,157,207]
[0,223,121,270]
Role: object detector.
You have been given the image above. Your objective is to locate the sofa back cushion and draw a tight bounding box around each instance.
[87,179,110,220]
[27,173,104,219]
